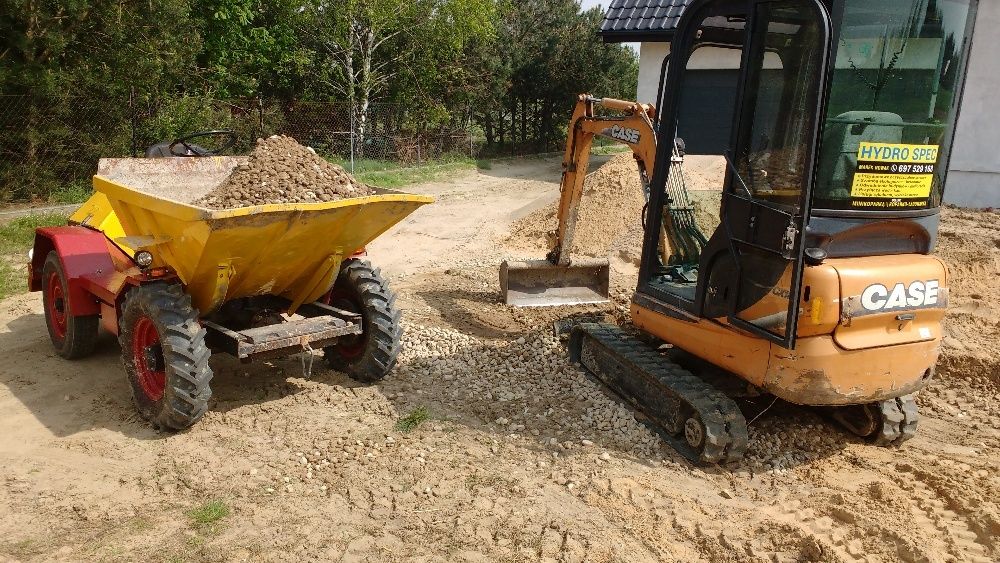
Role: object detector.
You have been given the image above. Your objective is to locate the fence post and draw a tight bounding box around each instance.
[129,87,137,157]
[258,97,264,138]
[349,107,355,175]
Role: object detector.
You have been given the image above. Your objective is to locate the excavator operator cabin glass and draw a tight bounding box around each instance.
[734,1,824,206]
[813,0,975,211]
[728,0,825,340]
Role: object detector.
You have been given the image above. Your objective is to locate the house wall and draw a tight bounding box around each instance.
[636,42,671,105]
[636,43,748,104]
[945,1,1000,208]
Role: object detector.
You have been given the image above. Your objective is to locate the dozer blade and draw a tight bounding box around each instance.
[500,259,610,307]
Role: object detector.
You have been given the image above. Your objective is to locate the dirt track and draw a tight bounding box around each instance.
[1,157,997,562]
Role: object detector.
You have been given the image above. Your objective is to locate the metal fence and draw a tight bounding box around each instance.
[0,95,486,204]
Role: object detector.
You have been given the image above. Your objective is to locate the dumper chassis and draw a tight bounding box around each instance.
[31,226,401,430]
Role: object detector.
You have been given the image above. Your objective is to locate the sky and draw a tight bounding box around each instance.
[578,0,641,54]
[578,0,609,12]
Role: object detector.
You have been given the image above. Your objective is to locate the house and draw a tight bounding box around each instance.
[599,0,999,207]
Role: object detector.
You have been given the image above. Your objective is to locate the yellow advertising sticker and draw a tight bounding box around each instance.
[857,142,939,164]
[851,143,939,200]
[851,173,933,199]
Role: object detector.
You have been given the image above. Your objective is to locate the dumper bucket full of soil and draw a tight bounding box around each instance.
[73,137,432,314]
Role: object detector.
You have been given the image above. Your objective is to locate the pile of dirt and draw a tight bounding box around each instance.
[933,207,1000,386]
[507,153,721,264]
[197,135,375,208]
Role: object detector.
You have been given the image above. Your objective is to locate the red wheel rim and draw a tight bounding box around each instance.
[46,271,67,339]
[132,316,166,402]
[328,288,365,359]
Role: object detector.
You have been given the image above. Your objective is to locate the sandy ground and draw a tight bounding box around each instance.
[1,157,997,563]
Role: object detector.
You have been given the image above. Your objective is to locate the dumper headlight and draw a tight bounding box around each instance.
[135,251,154,268]
[27,248,33,262]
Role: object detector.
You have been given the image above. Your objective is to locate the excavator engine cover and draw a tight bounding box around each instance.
[500,258,610,307]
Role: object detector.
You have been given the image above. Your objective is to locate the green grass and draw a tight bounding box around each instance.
[0,213,68,300]
[396,406,430,432]
[0,213,67,253]
[325,155,477,189]
[187,500,230,526]
[49,182,93,204]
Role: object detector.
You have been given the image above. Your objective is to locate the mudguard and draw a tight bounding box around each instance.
[30,226,115,317]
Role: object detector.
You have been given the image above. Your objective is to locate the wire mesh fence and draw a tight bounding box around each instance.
[0,95,486,205]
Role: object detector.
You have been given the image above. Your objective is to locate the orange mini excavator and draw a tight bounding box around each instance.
[502,0,977,464]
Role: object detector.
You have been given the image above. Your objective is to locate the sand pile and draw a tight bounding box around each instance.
[934,207,1000,384]
[197,135,375,208]
[508,153,722,263]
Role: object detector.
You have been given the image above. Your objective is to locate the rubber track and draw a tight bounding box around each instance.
[570,323,748,464]
[871,394,920,447]
[119,283,212,430]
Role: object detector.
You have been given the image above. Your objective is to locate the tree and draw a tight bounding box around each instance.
[467,0,638,152]
[0,0,202,200]
[303,0,498,154]
[194,0,314,99]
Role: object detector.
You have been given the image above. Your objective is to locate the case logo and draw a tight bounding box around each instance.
[608,125,640,144]
[860,280,940,312]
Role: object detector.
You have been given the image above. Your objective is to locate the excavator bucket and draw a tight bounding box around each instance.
[500,259,610,307]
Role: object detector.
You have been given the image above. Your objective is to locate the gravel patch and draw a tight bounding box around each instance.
[197,135,375,208]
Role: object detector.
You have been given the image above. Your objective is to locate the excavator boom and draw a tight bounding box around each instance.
[501,95,657,307]
[501,94,705,306]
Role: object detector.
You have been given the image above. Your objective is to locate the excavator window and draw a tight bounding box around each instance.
[812,0,975,211]
[723,0,826,342]
[733,2,825,207]
[646,11,749,300]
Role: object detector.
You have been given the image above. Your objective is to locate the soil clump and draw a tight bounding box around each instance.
[507,153,721,264]
[197,135,375,208]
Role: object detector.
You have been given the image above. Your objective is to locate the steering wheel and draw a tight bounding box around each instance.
[167,130,238,157]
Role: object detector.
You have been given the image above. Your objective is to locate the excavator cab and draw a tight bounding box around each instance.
[564,0,976,464]
[641,0,974,348]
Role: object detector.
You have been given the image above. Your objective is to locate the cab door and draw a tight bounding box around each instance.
[717,0,831,348]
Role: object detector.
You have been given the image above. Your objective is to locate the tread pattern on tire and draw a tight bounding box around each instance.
[42,251,99,359]
[323,259,402,383]
[119,283,212,430]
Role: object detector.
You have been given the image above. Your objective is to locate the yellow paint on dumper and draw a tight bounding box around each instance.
[72,175,432,314]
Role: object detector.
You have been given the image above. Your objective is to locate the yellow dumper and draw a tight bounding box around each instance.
[29,156,431,430]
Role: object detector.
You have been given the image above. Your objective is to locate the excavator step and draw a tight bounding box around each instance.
[568,323,748,464]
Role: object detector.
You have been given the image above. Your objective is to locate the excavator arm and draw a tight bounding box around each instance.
[500,94,708,306]
[550,95,658,265]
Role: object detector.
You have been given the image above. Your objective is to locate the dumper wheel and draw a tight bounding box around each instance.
[119,283,213,430]
[322,259,402,383]
[42,251,99,359]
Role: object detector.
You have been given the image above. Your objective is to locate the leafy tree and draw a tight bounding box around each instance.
[194,0,314,99]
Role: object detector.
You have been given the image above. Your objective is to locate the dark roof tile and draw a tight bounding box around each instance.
[598,0,692,40]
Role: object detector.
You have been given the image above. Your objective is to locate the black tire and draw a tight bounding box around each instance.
[41,251,99,359]
[322,259,402,383]
[118,283,212,430]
